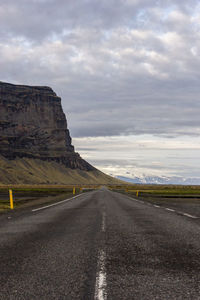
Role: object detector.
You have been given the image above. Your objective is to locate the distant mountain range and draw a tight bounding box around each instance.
[116,175,200,185]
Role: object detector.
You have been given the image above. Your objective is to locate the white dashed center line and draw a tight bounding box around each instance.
[102,212,106,233]
[94,250,107,300]
[154,205,160,208]
[94,212,107,300]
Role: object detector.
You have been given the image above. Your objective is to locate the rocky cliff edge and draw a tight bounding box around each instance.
[0,81,94,171]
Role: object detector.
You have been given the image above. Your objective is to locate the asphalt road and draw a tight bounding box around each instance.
[1,188,200,299]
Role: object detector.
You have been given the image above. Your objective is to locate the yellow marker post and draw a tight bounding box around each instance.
[80,187,82,193]
[136,190,139,197]
[9,189,14,209]
[73,187,76,195]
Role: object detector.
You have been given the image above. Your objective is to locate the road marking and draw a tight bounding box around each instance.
[32,194,82,212]
[182,213,198,219]
[102,212,106,233]
[94,250,107,300]
[127,195,199,219]
[165,208,175,212]
[127,196,145,205]
[94,211,107,300]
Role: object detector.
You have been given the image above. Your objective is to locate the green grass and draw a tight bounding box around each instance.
[1,183,200,212]
[0,156,123,185]
[126,188,200,197]
[110,184,200,198]
[0,187,75,211]
[0,185,100,212]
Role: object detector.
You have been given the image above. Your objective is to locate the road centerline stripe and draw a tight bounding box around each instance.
[102,212,106,233]
[94,211,107,300]
[94,250,107,300]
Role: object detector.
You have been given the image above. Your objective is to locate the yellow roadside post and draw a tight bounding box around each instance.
[80,187,82,193]
[9,189,14,209]
[73,187,76,195]
[136,190,139,197]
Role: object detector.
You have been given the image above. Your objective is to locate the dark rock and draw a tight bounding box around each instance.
[0,81,94,171]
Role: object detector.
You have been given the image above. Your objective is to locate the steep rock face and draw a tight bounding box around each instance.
[0,81,94,171]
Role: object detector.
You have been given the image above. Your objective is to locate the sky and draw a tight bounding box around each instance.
[0,0,200,180]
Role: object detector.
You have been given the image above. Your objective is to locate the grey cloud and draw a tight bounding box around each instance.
[0,0,198,41]
[1,0,200,179]
[0,0,200,140]
[0,0,147,40]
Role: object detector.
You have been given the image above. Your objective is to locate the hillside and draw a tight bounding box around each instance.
[0,81,122,185]
[0,155,122,185]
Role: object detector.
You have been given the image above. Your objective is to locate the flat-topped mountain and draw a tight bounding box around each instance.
[0,81,122,184]
[0,81,93,171]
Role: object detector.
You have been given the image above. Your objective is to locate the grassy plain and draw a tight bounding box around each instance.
[120,184,200,197]
[0,187,77,211]
[0,185,100,211]
[1,184,200,212]
[109,184,200,201]
[113,184,200,216]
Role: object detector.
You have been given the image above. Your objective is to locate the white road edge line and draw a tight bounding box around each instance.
[32,194,82,212]
[126,196,145,205]
[165,208,175,212]
[127,195,199,219]
[182,213,198,219]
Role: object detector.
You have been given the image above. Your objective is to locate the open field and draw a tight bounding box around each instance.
[116,184,200,218]
[0,184,107,211]
[1,183,200,212]
[0,184,112,211]
[123,185,200,198]
[0,186,89,211]
[111,183,200,195]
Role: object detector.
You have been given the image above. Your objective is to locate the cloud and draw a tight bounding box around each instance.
[0,0,200,177]
[1,1,200,138]
[0,0,198,41]
[74,135,200,177]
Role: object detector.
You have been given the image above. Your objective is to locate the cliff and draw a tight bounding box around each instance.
[0,81,93,171]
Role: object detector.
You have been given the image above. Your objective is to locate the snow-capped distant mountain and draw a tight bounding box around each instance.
[116,175,200,185]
